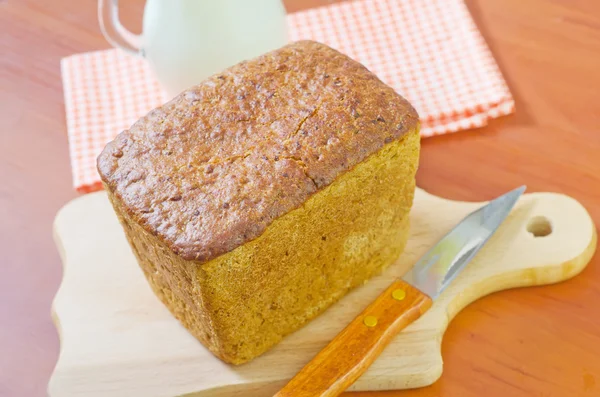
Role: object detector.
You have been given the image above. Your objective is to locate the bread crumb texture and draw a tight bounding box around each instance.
[99,41,420,364]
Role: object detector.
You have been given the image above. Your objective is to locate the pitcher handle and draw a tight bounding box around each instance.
[98,0,142,56]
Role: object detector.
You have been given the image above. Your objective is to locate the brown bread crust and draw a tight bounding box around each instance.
[97,40,418,262]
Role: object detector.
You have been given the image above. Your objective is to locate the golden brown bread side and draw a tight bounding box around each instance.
[98,41,420,364]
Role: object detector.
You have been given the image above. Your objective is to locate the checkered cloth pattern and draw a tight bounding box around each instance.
[61,0,514,193]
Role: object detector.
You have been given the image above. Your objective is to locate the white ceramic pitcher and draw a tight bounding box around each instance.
[99,0,288,98]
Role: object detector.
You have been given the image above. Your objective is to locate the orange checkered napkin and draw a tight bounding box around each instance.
[61,0,514,193]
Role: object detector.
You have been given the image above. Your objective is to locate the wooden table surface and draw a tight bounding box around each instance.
[1,0,599,396]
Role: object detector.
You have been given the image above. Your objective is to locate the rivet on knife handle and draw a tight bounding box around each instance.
[274,280,432,397]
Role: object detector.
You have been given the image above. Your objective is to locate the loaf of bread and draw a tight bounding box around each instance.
[98,41,420,364]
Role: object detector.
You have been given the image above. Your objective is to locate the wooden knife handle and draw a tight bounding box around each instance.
[275,280,432,397]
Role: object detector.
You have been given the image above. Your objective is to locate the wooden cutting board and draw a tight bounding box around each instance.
[49,188,596,397]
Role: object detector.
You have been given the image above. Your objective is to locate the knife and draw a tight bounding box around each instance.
[275,186,526,397]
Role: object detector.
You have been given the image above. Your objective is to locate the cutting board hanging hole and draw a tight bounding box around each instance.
[527,216,553,237]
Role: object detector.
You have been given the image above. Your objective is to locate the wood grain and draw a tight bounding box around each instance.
[48,188,595,396]
[275,281,432,397]
[1,0,599,396]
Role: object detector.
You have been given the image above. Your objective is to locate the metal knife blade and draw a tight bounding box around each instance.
[403,185,526,299]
